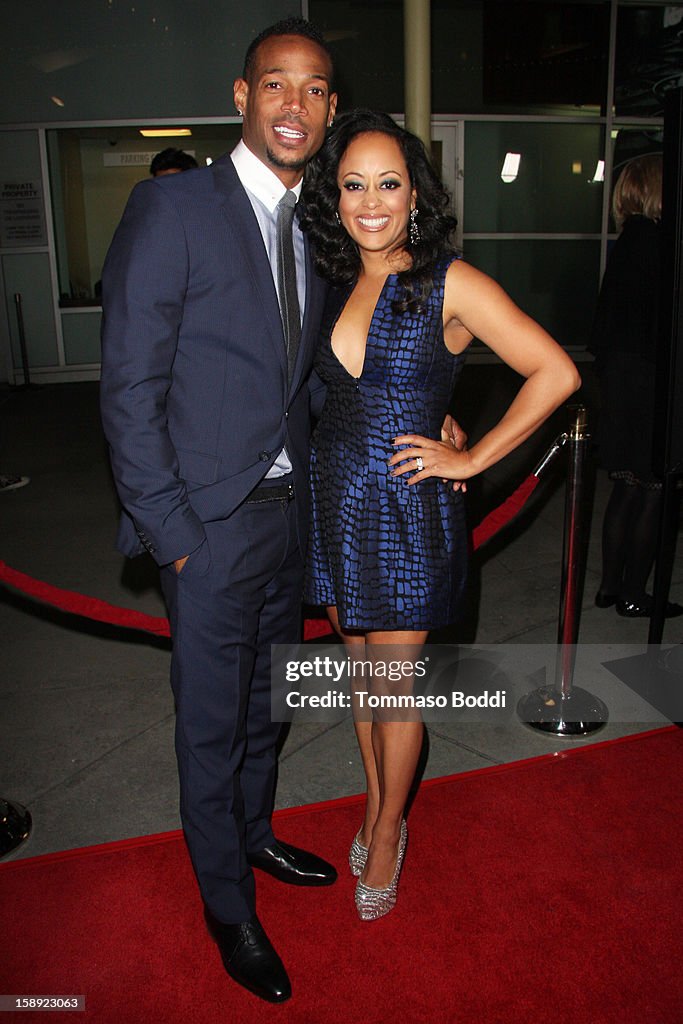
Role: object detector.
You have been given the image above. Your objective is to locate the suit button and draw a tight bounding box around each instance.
[259,451,270,462]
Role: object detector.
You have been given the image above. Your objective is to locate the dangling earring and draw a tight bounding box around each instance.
[335,212,349,250]
[409,207,420,244]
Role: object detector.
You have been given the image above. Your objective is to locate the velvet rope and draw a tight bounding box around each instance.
[0,561,171,637]
[0,472,540,640]
[471,473,540,549]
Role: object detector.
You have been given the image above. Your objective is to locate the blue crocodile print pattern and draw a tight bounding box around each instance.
[304,256,467,631]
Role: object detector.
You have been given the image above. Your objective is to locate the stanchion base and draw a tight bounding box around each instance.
[0,798,32,858]
[517,686,609,736]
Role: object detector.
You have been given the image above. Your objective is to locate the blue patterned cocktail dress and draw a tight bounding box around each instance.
[304,256,468,631]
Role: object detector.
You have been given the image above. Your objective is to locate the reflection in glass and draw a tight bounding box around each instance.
[313,0,610,115]
[480,2,610,113]
[0,3,258,123]
[464,123,604,234]
[615,5,683,118]
[500,153,521,184]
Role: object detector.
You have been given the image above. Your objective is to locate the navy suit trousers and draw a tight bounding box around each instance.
[160,494,303,924]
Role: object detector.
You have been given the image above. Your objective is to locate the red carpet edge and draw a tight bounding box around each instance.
[1,724,676,872]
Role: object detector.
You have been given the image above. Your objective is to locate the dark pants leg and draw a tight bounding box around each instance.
[600,478,662,602]
[160,496,303,924]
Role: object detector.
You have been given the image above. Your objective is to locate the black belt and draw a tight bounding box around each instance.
[244,479,295,504]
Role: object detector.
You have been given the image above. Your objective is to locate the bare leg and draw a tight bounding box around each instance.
[362,629,427,889]
[327,606,379,847]
[326,609,428,887]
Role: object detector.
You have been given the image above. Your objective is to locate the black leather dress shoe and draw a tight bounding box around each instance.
[616,597,683,619]
[206,912,291,1003]
[247,839,337,887]
[595,590,617,608]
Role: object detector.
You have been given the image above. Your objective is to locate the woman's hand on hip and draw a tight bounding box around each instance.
[440,414,468,492]
[389,434,476,485]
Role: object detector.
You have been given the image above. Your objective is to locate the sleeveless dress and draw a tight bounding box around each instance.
[304,255,468,631]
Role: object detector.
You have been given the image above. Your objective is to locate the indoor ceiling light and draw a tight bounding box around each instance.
[139,128,192,138]
[592,160,605,183]
[500,153,521,184]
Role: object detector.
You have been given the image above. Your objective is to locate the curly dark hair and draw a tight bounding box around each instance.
[299,109,457,314]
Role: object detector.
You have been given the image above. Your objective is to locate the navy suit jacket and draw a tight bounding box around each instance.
[100,154,326,566]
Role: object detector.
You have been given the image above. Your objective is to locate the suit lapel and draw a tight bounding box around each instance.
[211,156,287,379]
[289,232,324,394]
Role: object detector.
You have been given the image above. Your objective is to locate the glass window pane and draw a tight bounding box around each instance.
[615,4,683,118]
[313,1,610,115]
[2,254,59,368]
[61,312,101,365]
[311,1,404,113]
[0,1,286,122]
[47,125,241,306]
[472,1,610,115]
[464,123,605,233]
[463,239,600,346]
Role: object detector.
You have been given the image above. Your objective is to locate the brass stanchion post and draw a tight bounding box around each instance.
[517,405,608,734]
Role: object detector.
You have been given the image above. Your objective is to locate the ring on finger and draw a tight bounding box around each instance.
[415,456,424,471]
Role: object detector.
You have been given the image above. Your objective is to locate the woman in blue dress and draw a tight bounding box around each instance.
[300,110,580,920]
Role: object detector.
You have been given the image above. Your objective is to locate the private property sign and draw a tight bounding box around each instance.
[0,180,47,247]
[102,151,197,167]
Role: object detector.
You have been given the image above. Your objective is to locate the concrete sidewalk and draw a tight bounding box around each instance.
[1,369,681,860]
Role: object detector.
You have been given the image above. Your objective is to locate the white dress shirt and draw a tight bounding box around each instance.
[230,140,307,477]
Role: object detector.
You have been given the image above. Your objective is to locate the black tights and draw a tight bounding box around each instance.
[600,478,662,602]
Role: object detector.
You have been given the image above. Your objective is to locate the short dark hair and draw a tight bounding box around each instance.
[149,148,198,176]
[300,109,457,314]
[242,17,333,83]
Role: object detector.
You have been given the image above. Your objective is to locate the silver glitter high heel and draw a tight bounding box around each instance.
[349,830,368,877]
[355,819,408,921]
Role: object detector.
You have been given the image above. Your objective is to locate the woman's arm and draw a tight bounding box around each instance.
[390,260,581,483]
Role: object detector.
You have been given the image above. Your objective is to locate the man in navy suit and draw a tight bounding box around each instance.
[100,19,337,1003]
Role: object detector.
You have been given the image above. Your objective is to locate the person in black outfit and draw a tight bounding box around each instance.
[149,146,198,177]
[590,153,682,618]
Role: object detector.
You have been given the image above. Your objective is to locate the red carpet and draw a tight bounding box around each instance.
[1,728,681,1024]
